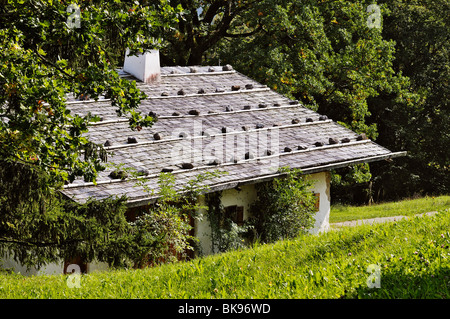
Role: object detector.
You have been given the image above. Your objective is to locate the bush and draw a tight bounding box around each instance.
[205,192,252,254]
[129,171,225,267]
[248,168,317,243]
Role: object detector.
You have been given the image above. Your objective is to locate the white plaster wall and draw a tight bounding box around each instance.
[306,171,331,233]
[1,253,63,276]
[195,184,258,256]
[220,185,258,219]
[1,253,109,276]
[195,196,212,256]
[195,171,331,256]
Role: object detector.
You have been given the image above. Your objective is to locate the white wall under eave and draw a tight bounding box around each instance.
[195,170,331,256]
[306,171,331,233]
[1,253,64,276]
[195,185,258,256]
[1,252,109,277]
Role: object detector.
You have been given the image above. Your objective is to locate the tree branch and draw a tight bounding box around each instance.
[34,49,77,81]
[0,237,83,248]
[224,23,263,38]
[203,1,227,24]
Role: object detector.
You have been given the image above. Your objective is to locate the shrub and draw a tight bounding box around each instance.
[248,167,317,243]
[205,191,252,254]
[129,171,225,267]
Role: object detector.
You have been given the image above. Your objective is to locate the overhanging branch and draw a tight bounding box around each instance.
[0,237,83,248]
[224,24,263,38]
[34,49,77,81]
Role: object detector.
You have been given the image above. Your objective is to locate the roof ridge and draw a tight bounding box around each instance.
[161,70,236,77]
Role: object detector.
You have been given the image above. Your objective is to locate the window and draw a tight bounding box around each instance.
[224,205,244,226]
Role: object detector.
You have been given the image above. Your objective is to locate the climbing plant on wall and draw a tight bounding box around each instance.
[205,167,318,252]
[205,191,252,254]
[129,170,227,266]
[248,168,317,243]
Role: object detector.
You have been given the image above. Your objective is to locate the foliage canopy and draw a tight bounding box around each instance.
[0,0,180,269]
[160,0,448,201]
[0,0,179,184]
[1,0,447,270]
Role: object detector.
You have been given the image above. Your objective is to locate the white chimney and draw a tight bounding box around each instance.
[123,49,161,83]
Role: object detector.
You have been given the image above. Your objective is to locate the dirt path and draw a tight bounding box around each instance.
[330,211,438,229]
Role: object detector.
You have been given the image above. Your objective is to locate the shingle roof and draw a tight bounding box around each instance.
[61,66,405,205]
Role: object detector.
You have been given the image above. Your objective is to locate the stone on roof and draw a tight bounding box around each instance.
[61,66,403,205]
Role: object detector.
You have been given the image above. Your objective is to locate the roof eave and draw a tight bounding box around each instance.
[124,151,407,208]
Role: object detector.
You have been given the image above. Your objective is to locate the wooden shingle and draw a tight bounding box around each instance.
[61,67,402,204]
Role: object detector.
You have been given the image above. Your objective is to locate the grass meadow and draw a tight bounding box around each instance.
[1,199,448,299]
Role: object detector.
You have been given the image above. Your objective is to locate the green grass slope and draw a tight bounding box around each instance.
[1,209,449,299]
[330,195,450,223]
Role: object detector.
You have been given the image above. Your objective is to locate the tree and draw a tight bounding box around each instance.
[0,160,131,269]
[368,0,449,200]
[329,0,449,202]
[0,0,178,184]
[207,0,415,203]
[158,0,266,65]
[156,0,448,202]
[0,0,180,269]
